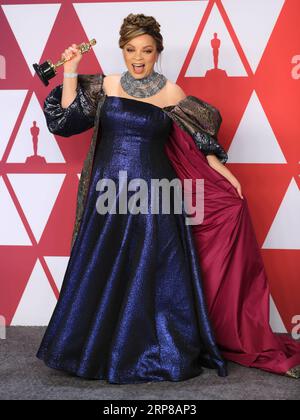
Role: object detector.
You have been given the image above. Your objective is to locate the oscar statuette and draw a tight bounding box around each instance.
[32,39,97,86]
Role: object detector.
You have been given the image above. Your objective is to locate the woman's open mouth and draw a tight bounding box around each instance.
[132,64,145,74]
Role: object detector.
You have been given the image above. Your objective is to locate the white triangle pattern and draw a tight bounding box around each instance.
[222,0,285,72]
[44,256,70,292]
[2,4,61,76]
[0,176,32,245]
[7,92,65,163]
[11,259,57,326]
[270,295,287,333]
[0,90,27,160]
[8,174,65,243]
[227,91,287,163]
[263,178,300,250]
[187,2,247,77]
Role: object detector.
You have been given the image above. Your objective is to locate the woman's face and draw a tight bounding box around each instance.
[123,34,158,79]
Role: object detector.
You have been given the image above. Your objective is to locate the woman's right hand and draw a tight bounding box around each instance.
[62,44,83,72]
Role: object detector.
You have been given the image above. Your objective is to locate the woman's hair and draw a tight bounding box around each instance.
[119,13,164,72]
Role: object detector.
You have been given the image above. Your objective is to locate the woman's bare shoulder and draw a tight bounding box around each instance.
[165,80,187,105]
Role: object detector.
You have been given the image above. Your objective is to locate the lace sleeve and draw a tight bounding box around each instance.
[43,73,106,137]
[192,129,228,164]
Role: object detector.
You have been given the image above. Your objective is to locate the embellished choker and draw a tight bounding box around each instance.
[120,70,167,98]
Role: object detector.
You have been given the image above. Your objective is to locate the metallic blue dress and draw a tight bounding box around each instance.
[37,95,227,383]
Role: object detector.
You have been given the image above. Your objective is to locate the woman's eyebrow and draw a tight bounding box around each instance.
[127,44,154,48]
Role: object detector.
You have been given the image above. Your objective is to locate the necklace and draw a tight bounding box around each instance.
[120,69,167,98]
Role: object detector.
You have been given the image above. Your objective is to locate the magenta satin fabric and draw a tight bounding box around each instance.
[165,122,300,376]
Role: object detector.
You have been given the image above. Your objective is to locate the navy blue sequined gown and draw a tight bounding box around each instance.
[37,95,227,383]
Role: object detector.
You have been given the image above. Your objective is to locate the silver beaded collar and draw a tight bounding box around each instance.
[120,69,167,98]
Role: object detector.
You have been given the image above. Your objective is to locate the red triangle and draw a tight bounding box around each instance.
[0,248,37,325]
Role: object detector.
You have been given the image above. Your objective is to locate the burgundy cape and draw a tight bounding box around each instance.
[165,122,300,378]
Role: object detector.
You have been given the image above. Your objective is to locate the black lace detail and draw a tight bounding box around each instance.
[193,131,228,164]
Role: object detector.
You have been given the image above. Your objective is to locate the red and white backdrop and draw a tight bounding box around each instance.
[0,0,299,330]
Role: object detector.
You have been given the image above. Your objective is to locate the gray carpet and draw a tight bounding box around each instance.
[0,327,299,400]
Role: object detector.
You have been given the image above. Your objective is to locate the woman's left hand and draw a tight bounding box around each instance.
[205,155,244,200]
[230,179,244,199]
[231,180,244,199]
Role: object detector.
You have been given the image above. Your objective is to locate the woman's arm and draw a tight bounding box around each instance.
[61,75,78,109]
[43,44,105,137]
[206,154,244,199]
[61,44,81,108]
[43,73,105,137]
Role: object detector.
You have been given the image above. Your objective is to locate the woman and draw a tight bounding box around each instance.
[37,13,300,382]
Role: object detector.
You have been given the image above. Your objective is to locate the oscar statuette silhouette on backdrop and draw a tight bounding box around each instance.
[205,33,227,78]
[25,121,46,164]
